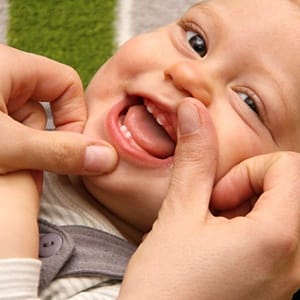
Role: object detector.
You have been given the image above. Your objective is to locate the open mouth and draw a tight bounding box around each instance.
[113,96,177,160]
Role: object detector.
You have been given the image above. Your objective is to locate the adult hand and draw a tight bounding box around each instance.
[0,44,117,175]
[119,99,300,300]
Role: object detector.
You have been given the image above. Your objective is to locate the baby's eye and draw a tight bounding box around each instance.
[238,92,258,114]
[186,31,207,57]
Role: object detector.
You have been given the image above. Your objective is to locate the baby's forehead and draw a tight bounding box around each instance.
[192,1,299,43]
[191,0,300,16]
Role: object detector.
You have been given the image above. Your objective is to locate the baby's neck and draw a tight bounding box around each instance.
[69,175,143,245]
[97,203,144,245]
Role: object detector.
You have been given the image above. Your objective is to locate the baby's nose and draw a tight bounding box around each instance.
[164,60,213,107]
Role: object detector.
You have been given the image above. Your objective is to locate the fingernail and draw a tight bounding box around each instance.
[178,102,202,135]
[84,146,117,173]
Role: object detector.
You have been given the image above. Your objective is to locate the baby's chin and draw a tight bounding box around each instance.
[81,174,164,232]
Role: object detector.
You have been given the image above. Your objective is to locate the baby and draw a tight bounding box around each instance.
[2,0,300,298]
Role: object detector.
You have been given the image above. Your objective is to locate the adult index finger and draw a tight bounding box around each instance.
[0,45,86,133]
[165,99,218,220]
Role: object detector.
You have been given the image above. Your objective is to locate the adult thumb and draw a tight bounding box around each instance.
[0,114,118,175]
[165,99,218,217]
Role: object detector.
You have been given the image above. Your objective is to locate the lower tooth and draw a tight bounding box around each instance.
[120,125,128,133]
[125,131,132,139]
[120,125,132,139]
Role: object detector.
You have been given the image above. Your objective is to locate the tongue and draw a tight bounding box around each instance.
[123,104,175,158]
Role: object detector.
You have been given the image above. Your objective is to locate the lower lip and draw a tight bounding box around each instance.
[106,98,173,167]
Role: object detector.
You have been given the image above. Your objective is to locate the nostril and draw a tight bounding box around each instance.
[164,63,197,98]
[164,61,213,106]
[164,70,192,98]
[163,70,172,81]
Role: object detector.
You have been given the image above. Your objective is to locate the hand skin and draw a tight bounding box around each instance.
[0,44,117,258]
[119,100,300,300]
[0,44,117,176]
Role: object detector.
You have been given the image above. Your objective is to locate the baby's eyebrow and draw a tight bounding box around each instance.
[191,1,209,9]
[188,1,225,33]
[191,2,202,9]
[285,0,300,13]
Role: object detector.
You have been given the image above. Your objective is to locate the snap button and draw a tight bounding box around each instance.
[39,233,63,258]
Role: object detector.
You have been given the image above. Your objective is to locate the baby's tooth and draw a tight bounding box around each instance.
[146,103,155,114]
[156,114,167,126]
[120,124,132,139]
[120,125,128,133]
[125,131,132,139]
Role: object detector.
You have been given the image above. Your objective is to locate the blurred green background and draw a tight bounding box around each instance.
[8,0,117,87]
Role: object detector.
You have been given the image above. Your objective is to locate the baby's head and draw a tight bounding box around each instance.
[81,0,300,232]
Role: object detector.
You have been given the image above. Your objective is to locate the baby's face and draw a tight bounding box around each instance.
[82,0,300,231]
